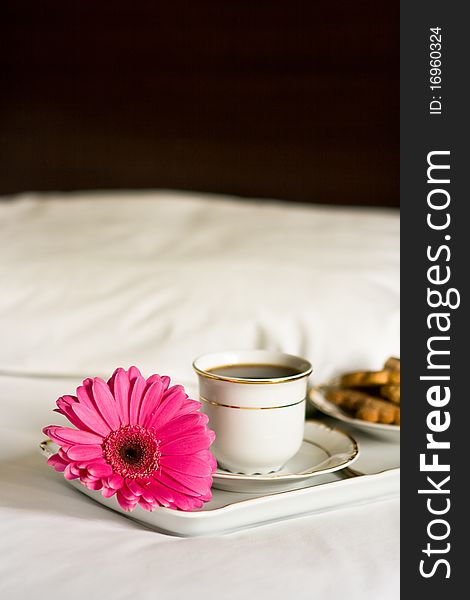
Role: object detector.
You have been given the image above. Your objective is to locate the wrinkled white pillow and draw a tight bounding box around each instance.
[0,190,399,385]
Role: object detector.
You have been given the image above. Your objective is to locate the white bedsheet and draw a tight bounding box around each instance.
[0,191,399,599]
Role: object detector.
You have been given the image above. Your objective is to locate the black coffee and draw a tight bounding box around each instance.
[207,363,302,380]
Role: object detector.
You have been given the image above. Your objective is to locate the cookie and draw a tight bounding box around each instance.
[340,369,400,388]
[326,388,400,424]
[356,397,400,425]
[384,357,400,372]
[326,388,371,411]
[380,384,400,405]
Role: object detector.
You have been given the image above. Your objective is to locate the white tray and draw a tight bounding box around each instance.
[40,417,399,537]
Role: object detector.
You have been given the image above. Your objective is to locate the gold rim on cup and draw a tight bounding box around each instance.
[192,353,313,385]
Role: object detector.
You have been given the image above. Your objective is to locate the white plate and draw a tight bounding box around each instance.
[308,385,400,439]
[212,420,359,493]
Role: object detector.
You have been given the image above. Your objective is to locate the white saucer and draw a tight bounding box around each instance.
[308,385,400,439]
[212,420,359,493]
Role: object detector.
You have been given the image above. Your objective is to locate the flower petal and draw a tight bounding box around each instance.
[58,448,68,460]
[70,464,81,476]
[138,498,157,512]
[87,461,113,477]
[153,481,200,511]
[135,483,158,504]
[160,431,215,456]
[160,452,216,477]
[85,479,103,491]
[146,374,171,392]
[153,413,208,441]
[78,377,119,431]
[155,471,206,497]
[66,444,103,461]
[71,403,111,437]
[107,474,124,489]
[139,379,163,426]
[92,378,121,430]
[55,395,92,431]
[147,479,176,506]
[129,375,146,425]
[47,453,68,472]
[113,368,130,425]
[174,399,203,417]
[101,486,117,498]
[116,492,138,512]
[118,483,139,503]
[64,463,79,480]
[43,426,103,446]
[145,385,186,429]
[56,394,78,408]
[76,378,97,410]
[126,480,143,496]
[160,468,212,495]
[128,366,142,383]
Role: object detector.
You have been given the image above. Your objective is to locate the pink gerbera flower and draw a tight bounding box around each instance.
[43,366,216,512]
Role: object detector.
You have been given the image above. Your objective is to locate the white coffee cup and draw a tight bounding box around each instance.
[193,350,312,475]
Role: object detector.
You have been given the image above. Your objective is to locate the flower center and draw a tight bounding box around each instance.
[102,425,161,478]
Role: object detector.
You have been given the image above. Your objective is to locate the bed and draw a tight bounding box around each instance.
[0,190,399,599]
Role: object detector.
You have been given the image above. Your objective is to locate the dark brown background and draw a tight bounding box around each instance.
[0,1,399,206]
